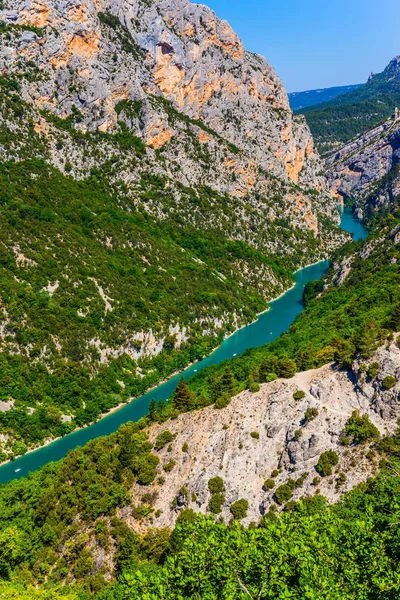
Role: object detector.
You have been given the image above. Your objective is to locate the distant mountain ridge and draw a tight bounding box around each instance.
[299,55,400,152]
[288,84,361,111]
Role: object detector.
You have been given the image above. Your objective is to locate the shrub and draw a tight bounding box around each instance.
[135,454,160,485]
[155,430,173,450]
[208,493,225,514]
[316,450,339,477]
[382,376,397,390]
[304,407,319,423]
[163,460,176,473]
[230,499,249,520]
[336,472,347,488]
[182,442,188,453]
[263,479,275,491]
[367,362,380,379]
[278,357,297,379]
[274,484,293,505]
[249,382,260,393]
[208,476,224,494]
[215,394,231,409]
[343,411,380,444]
[293,390,306,401]
[295,472,308,488]
[293,429,302,442]
[250,432,259,440]
[271,469,279,478]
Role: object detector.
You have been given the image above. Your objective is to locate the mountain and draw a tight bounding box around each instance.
[288,84,361,111]
[0,0,346,457]
[300,55,400,152]
[0,200,399,596]
[325,113,400,217]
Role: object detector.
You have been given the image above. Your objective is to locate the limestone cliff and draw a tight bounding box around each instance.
[2,0,327,189]
[325,114,400,219]
[120,338,400,531]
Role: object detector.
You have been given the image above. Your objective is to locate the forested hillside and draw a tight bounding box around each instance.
[300,55,400,152]
[288,83,361,111]
[0,163,398,598]
[0,0,345,458]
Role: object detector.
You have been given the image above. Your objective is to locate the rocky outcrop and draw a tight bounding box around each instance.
[1,0,327,189]
[325,115,400,218]
[123,337,400,530]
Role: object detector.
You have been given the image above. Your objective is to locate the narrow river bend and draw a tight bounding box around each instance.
[0,208,367,484]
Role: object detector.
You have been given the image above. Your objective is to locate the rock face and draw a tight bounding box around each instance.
[2,0,325,188]
[325,115,400,218]
[0,0,346,379]
[125,338,400,530]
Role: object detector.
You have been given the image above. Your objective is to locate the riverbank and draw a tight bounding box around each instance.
[0,266,304,468]
[0,210,367,482]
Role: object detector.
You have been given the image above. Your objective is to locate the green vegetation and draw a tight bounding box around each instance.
[208,476,224,494]
[316,450,339,477]
[230,499,249,520]
[274,483,293,505]
[299,57,400,151]
[342,411,380,445]
[293,389,306,400]
[0,406,399,597]
[263,479,275,491]
[154,431,173,451]
[382,375,397,390]
[250,431,260,440]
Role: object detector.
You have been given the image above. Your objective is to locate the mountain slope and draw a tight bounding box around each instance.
[0,0,347,456]
[288,84,361,111]
[325,114,400,218]
[300,55,400,152]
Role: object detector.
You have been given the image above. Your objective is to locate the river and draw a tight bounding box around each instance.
[0,208,367,484]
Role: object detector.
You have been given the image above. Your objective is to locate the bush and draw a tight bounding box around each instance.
[263,479,275,491]
[293,429,302,441]
[155,430,173,450]
[135,455,160,485]
[343,411,380,444]
[316,450,339,477]
[382,376,397,390]
[274,484,293,505]
[250,432,259,440]
[208,493,225,514]
[182,442,188,453]
[304,407,319,423]
[230,499,249,520]
[208,477,224,494]
[215,394,231,409]
[163,460,176,473]
[367,362,380,379]
[271,469,279,478]
[279,357,297,379]
[249,382,260,393]
[293,390,306,401]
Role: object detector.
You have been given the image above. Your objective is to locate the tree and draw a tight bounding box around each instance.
[230,499,248,520]
[173,377,194,412]
[220,368,235,396]
[343,411,380,444]
[316,450,339,477]
[148,399,157,422]
[278,357,296,379]
[390,302,400,330]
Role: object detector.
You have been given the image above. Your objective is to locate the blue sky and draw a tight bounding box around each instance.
[204,0,400,92]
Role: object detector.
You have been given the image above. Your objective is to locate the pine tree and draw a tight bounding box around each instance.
[391,303,400,331]
[220,368,235,396]
[173,378,194,412]
[148,398,157,421]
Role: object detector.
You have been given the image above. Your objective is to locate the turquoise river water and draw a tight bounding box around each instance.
[0,208,367,484]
